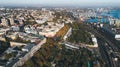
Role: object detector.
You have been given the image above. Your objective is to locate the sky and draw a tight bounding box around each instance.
[0,0,120,7]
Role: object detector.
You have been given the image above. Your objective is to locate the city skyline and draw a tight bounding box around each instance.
[0,0,120,7]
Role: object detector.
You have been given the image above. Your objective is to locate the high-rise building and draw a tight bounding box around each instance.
[109,18,115,25]
[115,19,120,28]
[1,18,9,26]
[9,18,15,25]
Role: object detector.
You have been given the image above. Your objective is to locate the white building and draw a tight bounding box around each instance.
[115,34,120,40]
[24,26,38,34]
[91,34,98,47]
[10,26,20,31]
[63,28,72,40]
[38,23,64,37]
[22,43,35,52]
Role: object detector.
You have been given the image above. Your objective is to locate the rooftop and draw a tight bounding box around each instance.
[22,43,35,52]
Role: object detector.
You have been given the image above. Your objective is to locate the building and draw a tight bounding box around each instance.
[38,22,64,37]
[9,18,15,25]
[10,26,20,31]
[1,18,9,26]
[63,28,72,40]
[109,18,120,27]
[109,18,115,25]
[6,38,46,67]
[24,26,38,34]
[22,43,35,52]
[115,34,120,40]
[115,19,120,28]
[10,42,27,47]
[91,34,98,47]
